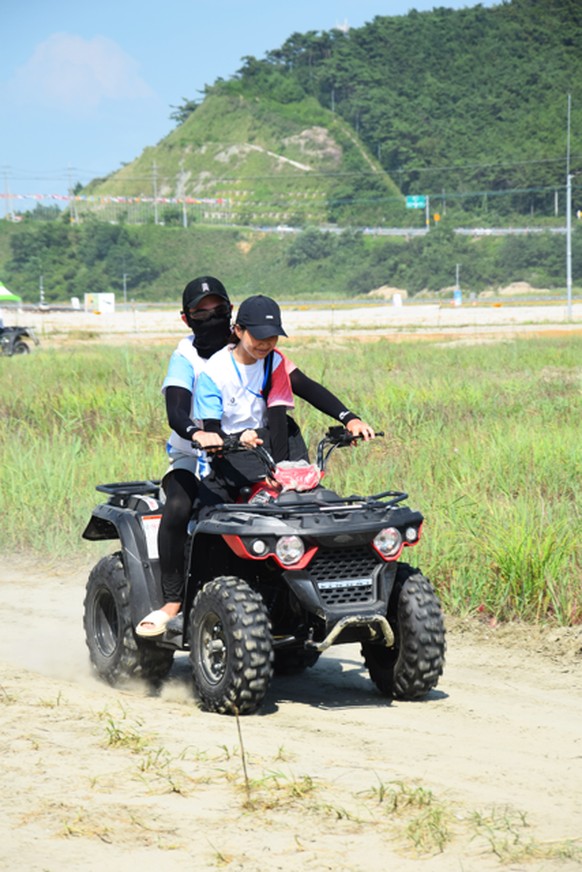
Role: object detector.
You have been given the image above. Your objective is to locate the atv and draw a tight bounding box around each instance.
[0,326,40,356]
[82,427,445,714]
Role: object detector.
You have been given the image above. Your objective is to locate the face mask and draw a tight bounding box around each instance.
[191,310,231,358]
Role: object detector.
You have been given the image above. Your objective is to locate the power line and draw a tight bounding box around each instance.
[3,152,582,186]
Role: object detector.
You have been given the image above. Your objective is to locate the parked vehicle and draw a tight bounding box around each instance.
[82,427,446,714]
[0,326,39,356]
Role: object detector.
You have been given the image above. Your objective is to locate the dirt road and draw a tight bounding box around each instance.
[13,299,582,347]
[1,555,581,871]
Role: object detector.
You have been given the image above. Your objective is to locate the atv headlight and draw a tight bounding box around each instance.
[250,538,268,555]
[373,526,402,557]
[275,535,305,565]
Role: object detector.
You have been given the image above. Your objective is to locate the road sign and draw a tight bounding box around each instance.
[406,195,426,209]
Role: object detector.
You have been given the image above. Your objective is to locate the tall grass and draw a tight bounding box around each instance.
[1,336,580,624]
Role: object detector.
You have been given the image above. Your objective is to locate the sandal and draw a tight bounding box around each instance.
[136,609,171,638]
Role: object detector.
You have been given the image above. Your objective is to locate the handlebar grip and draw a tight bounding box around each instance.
[344,429,384,443]
[191,439,235,453]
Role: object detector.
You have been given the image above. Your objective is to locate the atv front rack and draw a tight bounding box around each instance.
[206,490,409,518]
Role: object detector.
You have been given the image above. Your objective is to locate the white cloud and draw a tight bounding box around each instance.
[5,33,155,113]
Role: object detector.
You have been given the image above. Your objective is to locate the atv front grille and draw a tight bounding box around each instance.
[308,546,378,606]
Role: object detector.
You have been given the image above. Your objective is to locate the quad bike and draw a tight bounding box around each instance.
[82,427,445,714]
[0,326,40,356]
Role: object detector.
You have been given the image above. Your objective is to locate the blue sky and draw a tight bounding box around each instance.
[1,0,498,211]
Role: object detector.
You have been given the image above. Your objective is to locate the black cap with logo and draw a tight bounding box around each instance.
[235,295,287,339]
[182,276,230,312]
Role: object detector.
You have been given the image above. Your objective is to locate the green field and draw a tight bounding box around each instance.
[1,335,580,625]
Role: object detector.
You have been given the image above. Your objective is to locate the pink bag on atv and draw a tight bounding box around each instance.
[273,460,322,493]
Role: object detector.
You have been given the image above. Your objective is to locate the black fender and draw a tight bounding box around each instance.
[83,504,163,626]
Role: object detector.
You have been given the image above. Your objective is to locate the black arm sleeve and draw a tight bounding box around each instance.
[202,418,228,438]
[289,368,359,425]
[165,385,201,441]
[267,405,290,463]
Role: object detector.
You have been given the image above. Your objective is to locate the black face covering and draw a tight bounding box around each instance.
[191,311,231,359]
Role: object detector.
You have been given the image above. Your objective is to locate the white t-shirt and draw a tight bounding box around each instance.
[162,335,207,457]
[194,345,294,433]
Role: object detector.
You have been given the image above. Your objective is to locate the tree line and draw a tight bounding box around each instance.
[1,213,579,303]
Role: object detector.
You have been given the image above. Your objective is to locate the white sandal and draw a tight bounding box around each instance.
[135,609,171,637]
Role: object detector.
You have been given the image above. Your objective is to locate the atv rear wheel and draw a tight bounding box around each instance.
[362,564,445,700]
[83,553,174,686]
[189,576,273,714]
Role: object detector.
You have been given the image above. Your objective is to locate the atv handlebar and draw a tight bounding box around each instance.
[316,427,384,471]
[192,426,382,477]
[191,433,278,475]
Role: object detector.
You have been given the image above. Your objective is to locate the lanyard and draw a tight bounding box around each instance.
[230,352,270,399]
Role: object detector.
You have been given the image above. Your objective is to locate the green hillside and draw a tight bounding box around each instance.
[79,0,582,227]
[81,93,404,227]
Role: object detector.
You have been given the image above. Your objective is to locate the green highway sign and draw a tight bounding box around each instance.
[405,195,426,209]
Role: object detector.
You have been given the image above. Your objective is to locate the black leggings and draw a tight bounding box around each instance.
[157,468,199,604]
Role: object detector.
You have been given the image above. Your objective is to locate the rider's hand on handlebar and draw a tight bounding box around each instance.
[240,429,263,448]
[346,418,375,442]
[191,431,224,450]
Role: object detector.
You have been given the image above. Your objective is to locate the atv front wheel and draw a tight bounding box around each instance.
[13,341,30,354]
[362,564,445,700]
[189,576,273,714]
[83,553,174,686]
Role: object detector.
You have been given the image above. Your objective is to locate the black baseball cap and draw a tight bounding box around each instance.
[236,295,287,339]
[182,276,230,311]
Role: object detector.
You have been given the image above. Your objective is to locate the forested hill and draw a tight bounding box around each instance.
[179,0,581,218]
[81,0,582,227]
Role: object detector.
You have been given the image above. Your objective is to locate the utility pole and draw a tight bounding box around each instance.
[179,158,188,228]
[123,273,129,305]
[566,172,572,321]
[3,166,13,219]
[67,164,78,224]
[152,161,159,225]
[566,94,572,321]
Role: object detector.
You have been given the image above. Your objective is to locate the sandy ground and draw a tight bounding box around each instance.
[10,299,582,347]
[2,304,581,870]
[1,555,581,872]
